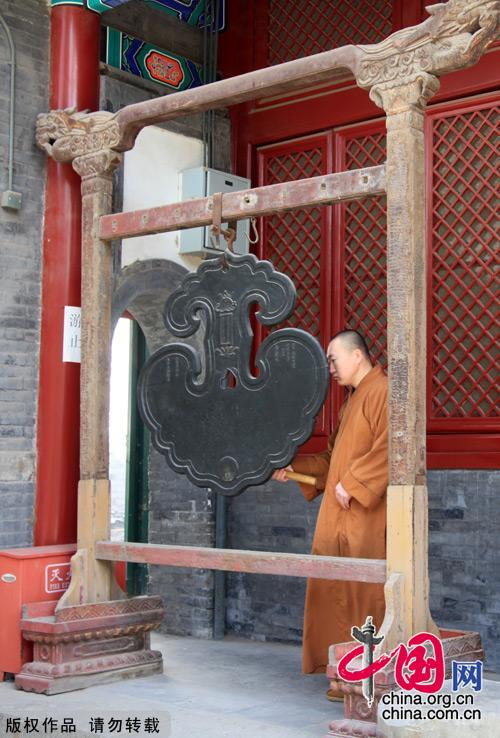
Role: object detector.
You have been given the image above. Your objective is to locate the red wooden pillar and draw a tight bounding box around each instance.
[34,5,101,545]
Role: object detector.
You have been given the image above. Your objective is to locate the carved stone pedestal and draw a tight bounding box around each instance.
[15,596,164,694]
[325,629,483,738]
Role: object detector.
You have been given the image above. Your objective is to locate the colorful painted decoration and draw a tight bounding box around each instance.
[144,0,225,30]
[51,0,131,12]
[54,0,223,90]
[106,29,203,91]
[51,0,225,28]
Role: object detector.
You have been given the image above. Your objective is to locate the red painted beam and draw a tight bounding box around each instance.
[34,6,100,545]
[100,165,386,241]
[95,541,387,584]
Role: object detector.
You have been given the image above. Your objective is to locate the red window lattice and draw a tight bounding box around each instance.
[340,106,499,434]
[257,138,327,339]
[428,100,499,426]
[257,135,331,440]
[267,0,394,65]
[341,127,388,368]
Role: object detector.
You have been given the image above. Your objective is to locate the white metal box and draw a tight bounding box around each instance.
[179,167,251,256]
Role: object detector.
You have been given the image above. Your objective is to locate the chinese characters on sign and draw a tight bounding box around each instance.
[5,716,161,734]
[44,563,71,594]
[62,306,81,363]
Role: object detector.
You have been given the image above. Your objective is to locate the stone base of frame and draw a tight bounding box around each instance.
[325,628,483,738]
[15,596,164,695]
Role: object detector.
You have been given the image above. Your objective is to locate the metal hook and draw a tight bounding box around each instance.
[246,216,259,245]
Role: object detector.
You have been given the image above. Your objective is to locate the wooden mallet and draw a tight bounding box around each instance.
[284,471,317,486]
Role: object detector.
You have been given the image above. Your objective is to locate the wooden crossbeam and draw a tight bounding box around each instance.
[96,541,387,583]
[99,165,385,241]
[115,47,356,143]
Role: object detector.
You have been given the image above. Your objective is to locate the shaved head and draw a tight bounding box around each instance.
[331,330,370,361]
[327,330,373,387]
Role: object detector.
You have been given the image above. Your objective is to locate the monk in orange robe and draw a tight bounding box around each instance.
[273,330,388,681]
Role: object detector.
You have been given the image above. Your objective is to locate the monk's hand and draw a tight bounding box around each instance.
[272,465,293,482]
[335,482,352,510]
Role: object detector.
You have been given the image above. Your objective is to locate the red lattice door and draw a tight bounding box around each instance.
[256,134,333,448]
[426,96,499,466]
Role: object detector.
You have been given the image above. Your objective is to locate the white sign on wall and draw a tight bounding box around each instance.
[63,306,81,363]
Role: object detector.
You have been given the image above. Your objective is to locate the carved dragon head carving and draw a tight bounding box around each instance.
[355,0,499,89]
[36,107,120,162]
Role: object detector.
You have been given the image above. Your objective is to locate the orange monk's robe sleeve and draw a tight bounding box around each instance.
[291,448,331,502]
[292,402,346,502]
[340,407,388,510]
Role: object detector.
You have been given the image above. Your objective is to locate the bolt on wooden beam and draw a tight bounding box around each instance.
[99,165,386,241]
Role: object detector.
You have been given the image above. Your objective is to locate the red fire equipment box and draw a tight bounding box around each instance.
[0,544,76,678]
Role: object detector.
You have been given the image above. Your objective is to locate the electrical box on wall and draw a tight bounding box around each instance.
[179,167,251,256]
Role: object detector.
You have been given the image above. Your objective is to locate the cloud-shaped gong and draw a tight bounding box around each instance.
[137,251,328,495]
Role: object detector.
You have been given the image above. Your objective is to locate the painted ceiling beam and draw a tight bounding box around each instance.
[101,0,204,65]
[51,0,135,13]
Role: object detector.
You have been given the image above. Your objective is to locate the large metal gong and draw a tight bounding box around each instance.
[137,250,328,495]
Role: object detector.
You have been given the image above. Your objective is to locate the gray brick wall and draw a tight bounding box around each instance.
[0,0,49,548]
[225,470,500,670]
[226,474,319,641]
[148,461,216,639]
[428,469,500,672]
[226,477,317,642]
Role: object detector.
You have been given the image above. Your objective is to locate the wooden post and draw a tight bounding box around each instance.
[57,149,122,608]
[369,75,441,648]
